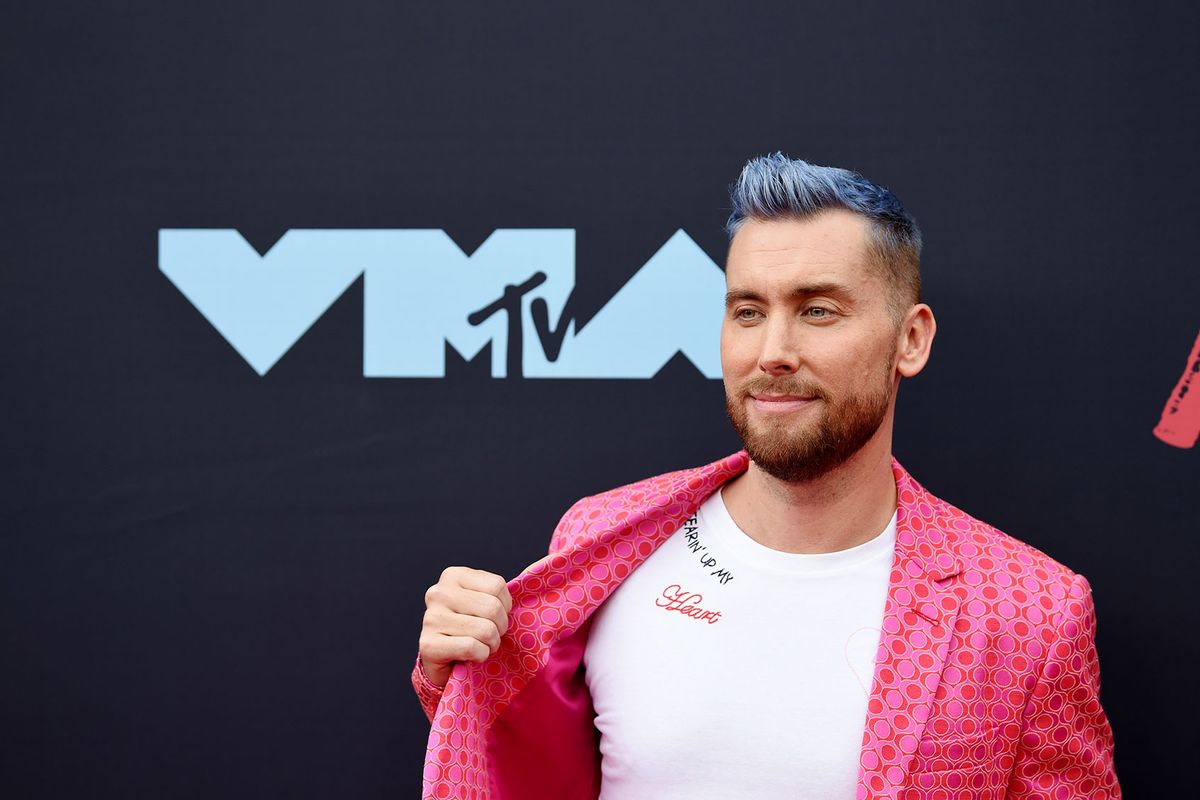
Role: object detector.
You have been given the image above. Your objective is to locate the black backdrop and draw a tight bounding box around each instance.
[4,2,1198,797]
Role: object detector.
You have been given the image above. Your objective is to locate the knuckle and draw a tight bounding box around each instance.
[421,607,446,634]
[483,595,504,619]
[476,619,501,647]
[418,634,442,658]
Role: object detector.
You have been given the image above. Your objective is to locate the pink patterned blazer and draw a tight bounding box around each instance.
[412,452,1120,799]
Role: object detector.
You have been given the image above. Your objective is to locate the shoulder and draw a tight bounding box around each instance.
[568,464,702,515]
[918,484,1091,624]
[548,453,749,554]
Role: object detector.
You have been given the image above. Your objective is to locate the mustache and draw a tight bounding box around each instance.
[738,376,827,399]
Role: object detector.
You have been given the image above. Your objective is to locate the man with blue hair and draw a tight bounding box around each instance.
[412,154,1120,799]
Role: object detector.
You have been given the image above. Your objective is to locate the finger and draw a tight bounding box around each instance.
[441,588,511,636]
[420,633,492,666]
[424,609,502,652]
[456,569,512,617]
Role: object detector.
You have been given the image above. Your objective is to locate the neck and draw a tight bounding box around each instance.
[720,430,898,554]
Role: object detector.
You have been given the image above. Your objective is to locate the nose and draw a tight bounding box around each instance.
[758,316,801,376]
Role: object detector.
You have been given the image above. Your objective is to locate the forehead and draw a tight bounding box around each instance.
[725,210,876,292]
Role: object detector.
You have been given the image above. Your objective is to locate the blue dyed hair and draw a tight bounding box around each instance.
[726,153,923,315]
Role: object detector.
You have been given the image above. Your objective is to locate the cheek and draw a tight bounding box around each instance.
[719,323,746,370]
[811,341,878,385]
[721,331,763,381]
[849,339,898,382]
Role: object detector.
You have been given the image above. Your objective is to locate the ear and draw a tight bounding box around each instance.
[896,303,936,378]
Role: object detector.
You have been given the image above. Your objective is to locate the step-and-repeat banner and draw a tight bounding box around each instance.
[4,3,1197,797]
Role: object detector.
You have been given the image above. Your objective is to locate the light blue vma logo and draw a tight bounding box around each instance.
[158,229,725,379]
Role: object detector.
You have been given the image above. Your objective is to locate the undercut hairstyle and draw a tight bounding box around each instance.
[725,153,923,322]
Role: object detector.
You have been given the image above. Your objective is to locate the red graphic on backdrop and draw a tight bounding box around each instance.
[655,584,723,624]
[1154,329,1200,449]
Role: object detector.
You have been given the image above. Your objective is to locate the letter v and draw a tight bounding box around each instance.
[159,230,365,375]
[530,291,576,362]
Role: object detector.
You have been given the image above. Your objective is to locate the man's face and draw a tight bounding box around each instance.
[721,211,903,483]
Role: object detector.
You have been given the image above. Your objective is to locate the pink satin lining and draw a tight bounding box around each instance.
[484,617,601,800]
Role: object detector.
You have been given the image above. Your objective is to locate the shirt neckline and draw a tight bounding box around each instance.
[696,489,898,576]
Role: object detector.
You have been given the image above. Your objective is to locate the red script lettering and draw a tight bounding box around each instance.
[655,584,723,624]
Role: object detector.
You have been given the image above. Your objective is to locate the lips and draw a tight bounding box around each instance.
[750,393,814,402]
[749,394,817,413]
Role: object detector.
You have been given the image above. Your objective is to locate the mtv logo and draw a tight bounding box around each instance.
[158,229,725,379]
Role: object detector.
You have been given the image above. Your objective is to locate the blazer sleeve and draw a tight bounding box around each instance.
[1006,573,1121,798]
[410,497,589,723]
[411,654,446,724]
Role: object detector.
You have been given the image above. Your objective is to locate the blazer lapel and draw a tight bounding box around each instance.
[461,451,752,730]
[856,459,964,799]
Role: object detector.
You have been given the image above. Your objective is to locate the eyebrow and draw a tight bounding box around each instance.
[724,282,854,307]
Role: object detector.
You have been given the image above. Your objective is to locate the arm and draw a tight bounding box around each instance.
[410,566,511,724]
[1006,573,1121,798]
[411,653,446,723]
[410,499,586,723]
